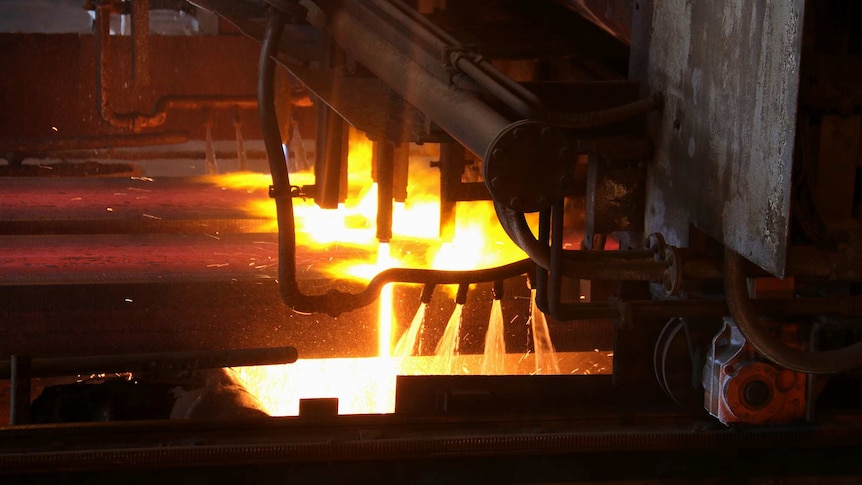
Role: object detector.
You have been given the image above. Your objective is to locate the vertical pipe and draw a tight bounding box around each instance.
[393,142,409,203]
[376,140,395,243]
[314,104,347,209]
[455,284,469,305]
[420,284,436,304]
[492,280,505,300]
[132,0,150,87]
[548,199,566,317]
[10,355,31,425]
[533,207,552,315]
[95,4,113,126]
[438,143,464,241]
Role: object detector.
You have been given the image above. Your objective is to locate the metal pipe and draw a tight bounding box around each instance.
[450,53,545,120]
[533,206,552,316]
[376,140,395,243]
[0,347,298,380]
[132,0,150,87]
[420,284,436,304]
[724,248,862,374]
[366,0,452,56]
[326,3,512,159]
[492,280,505,301]
[455,284,469,305]
[368,0,547,121]
[314,104,347,209]
[438,142,463,240]
[496,201,668,281]
[548,199,566,319]
[374,0,461,48]
[259,9,535,316]
[95,5,255,132]
[550,94,662,129]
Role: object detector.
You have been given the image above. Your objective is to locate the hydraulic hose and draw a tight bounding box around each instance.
[724,248,862,374]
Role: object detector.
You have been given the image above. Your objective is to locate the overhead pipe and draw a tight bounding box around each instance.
[322,1,534,160]
[366,0,546,120]
[259,8,535,316]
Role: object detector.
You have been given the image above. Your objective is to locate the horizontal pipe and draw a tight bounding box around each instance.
[550,94,662,129]
[451,53,545,120]
[327,2,511,158]
[0,347,298,379]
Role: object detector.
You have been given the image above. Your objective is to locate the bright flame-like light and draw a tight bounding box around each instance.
[211,129,555,416]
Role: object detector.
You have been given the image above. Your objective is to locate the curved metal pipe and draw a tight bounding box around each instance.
[95,5,255,132]
[450,53,546,120]
[495,200,551,269]
[549,94,662,129]
[724,248,862,374]
[259,10,533,316]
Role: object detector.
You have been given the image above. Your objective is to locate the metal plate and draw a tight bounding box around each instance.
[632,1,804,276]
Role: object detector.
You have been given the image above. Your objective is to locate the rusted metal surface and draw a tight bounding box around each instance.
[95,4,256,133]
[632,1,805,276]
[132,0,151,88]
[0,32,263,149]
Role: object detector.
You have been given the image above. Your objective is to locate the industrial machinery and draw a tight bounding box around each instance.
[2,0,862,482]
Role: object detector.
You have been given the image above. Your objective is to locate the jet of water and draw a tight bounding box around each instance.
[481,299,507,374]
[431,304,464,374]
[530,290,560,374]
[394,303,428,357]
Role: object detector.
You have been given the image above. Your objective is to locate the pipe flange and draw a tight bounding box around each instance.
[483,120,571,213]
[645,232,666,261]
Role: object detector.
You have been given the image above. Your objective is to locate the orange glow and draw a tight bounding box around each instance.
[211,129,567,416]
[232,352,611,415]
[377,244,395,358]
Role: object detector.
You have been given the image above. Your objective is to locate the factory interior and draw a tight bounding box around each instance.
[1,0,862,482]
